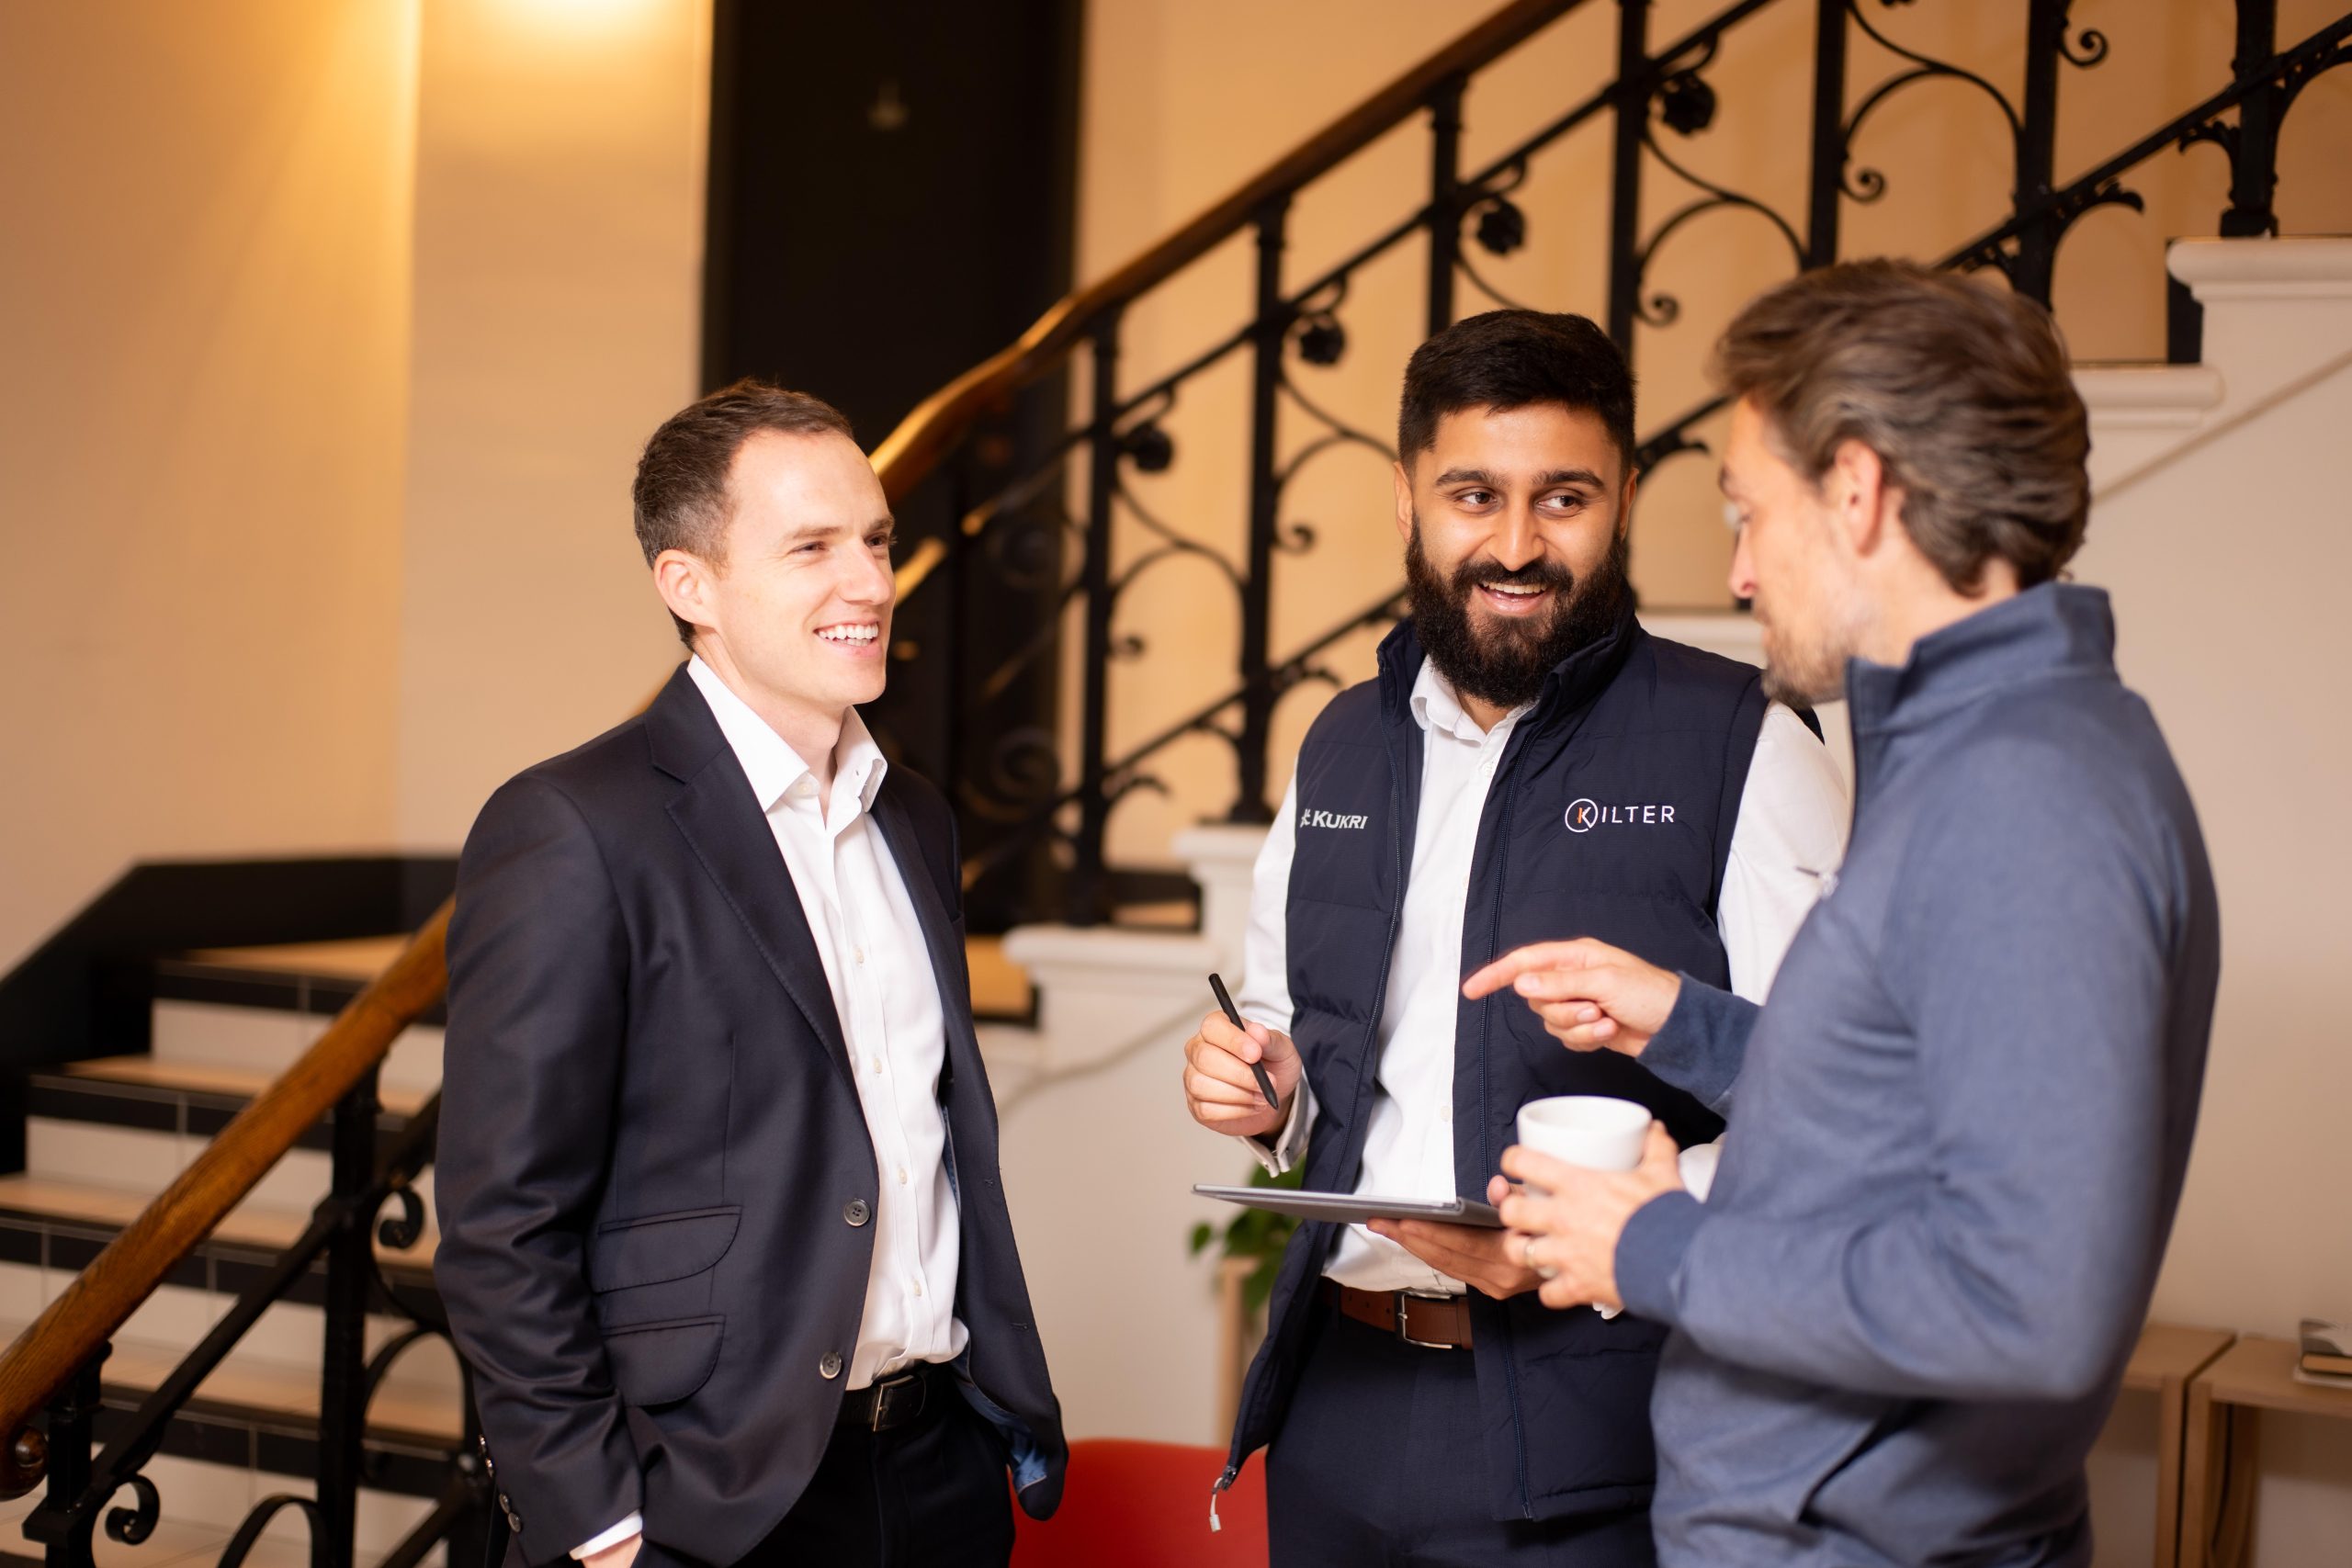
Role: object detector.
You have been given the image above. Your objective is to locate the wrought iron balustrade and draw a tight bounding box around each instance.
[20,1079,493,1568]
[895,0,2352,929]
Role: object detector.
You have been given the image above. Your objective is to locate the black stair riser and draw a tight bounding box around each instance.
[0,1214,439,1316]
[149,962,446,1030]
[24,1078,413,1160]
[19,1397,455,1499]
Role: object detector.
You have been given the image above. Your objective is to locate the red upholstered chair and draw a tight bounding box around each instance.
[1012,1440,1269,1566]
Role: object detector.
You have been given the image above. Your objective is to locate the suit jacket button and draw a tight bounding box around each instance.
[844,1199,871,1226]
[820,1351,845,1379]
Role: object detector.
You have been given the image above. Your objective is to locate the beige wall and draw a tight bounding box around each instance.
[395,0,710,847]
[0,0,711,965]
[1074,0,2352,870]
[2076,346,2352,1568]
[0,1,420,965]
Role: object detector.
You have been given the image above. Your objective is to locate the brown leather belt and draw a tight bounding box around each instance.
[1323,1280,1474,1348]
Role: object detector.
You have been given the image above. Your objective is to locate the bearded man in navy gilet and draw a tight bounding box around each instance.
[1181,310,1849,1566]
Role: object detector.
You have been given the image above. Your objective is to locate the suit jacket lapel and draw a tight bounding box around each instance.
[870,786,981,1075]
[646,669,854,1089]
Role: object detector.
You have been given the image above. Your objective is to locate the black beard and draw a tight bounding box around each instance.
[1405,521,1633,711]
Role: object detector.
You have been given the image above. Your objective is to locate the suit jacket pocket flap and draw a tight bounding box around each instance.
[589,1205,741,1292]
[603,1314,724,1408]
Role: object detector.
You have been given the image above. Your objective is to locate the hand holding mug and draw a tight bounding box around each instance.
[1501,1096,1683,1313]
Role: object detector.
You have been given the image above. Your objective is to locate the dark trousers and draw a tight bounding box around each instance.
[732,1380,1013,1568]
[1267,1303,1656,1568]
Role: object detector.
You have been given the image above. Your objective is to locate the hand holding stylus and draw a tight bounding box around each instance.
[1182,974,1301,1142]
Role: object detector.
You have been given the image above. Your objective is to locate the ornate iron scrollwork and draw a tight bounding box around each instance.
[220,1495,321,1568]
[376,1181,425,1251]
[1474,197,1527,257]
[1631,38,1806,332]
[1457,158,1539,310]
[2277,33,2352,114]
[1119,420,1176,471]
[1657,68,1718,136]
[2059,20,2109,70]
[1841,0,2027,208]
[1951,176,2144,285]
[101,1473,161,1546]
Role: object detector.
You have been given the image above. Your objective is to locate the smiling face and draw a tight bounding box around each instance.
[654,428,896,739]
[1394,401,1635,716]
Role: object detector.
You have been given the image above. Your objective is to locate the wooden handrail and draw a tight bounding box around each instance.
[0,905,451,1494]
[0,0,1589,1494]
[867,0,1585,502]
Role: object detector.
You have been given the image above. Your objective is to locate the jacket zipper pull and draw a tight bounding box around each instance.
[1209,1462,1239,1532]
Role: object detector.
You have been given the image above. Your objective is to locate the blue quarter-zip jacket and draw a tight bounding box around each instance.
[1613,583,2220,1566]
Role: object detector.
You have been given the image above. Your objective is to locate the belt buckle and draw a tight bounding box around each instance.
[870,1369,921,1432]
[1394,1288,1459,1350]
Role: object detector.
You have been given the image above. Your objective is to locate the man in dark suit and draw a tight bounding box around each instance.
[435,381,1065,1568]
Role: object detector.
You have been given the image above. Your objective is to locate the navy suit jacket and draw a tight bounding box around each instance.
[434,664,1065,1567]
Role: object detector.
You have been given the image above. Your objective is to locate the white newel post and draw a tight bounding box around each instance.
[1172,824,1272,971]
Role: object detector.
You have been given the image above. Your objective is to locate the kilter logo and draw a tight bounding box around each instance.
[1300,807,1372,830]
[1565,797,1677,833]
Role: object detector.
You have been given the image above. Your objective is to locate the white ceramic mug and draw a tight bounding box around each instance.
[1514,1095,1653,1187]
[1514,1095,1654,1318]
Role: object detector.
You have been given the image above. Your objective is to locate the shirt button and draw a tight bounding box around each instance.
[844,1199,871,1226]
[820,1351,844,1380]
[896,1165,908,1185]
[912,1280,924,1298]
[854,946,866,965]
[871,1055,886,1075]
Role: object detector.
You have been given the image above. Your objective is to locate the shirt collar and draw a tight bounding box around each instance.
[1843,582,2118,741]
[1408,660,1528,744]
[684,655,888,816]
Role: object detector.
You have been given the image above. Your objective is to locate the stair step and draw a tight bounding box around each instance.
[0,1177,437,1308]
[85,1335,462,1452]
[964,934,1033,1021]
[153,939,433,1026]
[147,1006,445,1104]
[28,1058,428,1155]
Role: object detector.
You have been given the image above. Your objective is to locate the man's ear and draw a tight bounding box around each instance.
[1826,439,1891,560]
[1617,466,1641,542]
[1392,459,1415,545]
[653,547,717,641]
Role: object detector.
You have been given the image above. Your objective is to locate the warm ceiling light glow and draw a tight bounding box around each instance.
[486,0,670,37]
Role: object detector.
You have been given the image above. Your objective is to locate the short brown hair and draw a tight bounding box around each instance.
[1713,261,2089,592]
[632,378,855,643]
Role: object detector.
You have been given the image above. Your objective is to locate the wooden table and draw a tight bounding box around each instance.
[2122,1324,2238,1568]
[2180,1335,2352,1568]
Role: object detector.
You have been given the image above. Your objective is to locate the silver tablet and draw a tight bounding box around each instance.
[1193,1184,1503,1229]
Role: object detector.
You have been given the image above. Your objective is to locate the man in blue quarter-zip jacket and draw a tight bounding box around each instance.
[1471,262,2219,1567]
[1181,310,1850,1566]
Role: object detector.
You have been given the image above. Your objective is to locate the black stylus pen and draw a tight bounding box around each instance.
[1208,972,1282,1112]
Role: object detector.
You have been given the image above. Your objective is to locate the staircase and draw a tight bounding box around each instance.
[0,942,458,1567]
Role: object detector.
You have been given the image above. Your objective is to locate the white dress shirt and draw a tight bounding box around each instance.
[576,659,968,1557]
[1238,659,1848,1295]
